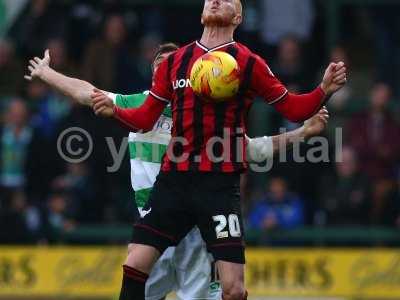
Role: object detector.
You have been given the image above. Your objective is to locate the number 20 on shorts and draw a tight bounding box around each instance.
[213,214,241,239]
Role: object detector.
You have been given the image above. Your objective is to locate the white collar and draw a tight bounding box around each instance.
[195,40,236,52]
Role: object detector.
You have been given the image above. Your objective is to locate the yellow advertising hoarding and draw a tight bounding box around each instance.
[246,248,400,298]
[0,247,125,297]
[0,247,400,298]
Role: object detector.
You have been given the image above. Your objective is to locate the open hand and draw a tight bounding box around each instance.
[25,49,50,81]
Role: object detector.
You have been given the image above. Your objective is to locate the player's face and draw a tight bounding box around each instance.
[201,0,242,27]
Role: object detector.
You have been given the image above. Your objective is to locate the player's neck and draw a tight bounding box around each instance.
[200,26,235,49]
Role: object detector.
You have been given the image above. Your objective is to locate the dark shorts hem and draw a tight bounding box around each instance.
[209,242,245,264]
[130,224,176,254]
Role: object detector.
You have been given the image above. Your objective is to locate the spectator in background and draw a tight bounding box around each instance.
[0,39,24,98]
[14,0,67,59]
[52,163,96,223]
[0,99,32,201]
[319,146,371,225]
[347,83,400,225]
[248,177,304,230]
[272,36,312,93]
[0,190,42,243]
[129,34,162,92]
[82,14,134,93]
[347,83,400,181]
[260,0,314,53]
[42,191,76,242]
[46,38,76,76]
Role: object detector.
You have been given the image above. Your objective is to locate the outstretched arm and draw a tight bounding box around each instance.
[252,55,346,123]
[273,63,346,122]
[247,107,329,162]
[25,49,99,106]
[91,89,166,132]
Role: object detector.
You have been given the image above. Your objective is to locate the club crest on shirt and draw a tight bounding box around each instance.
[154,115,172,134]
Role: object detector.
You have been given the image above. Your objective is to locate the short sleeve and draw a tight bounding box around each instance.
[150,58,173,103]
[251,55,288,105]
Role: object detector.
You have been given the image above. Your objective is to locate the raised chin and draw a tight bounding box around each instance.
[202,14,232,27]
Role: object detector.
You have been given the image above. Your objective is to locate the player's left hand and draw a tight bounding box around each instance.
[91,88,115,117]
[302,107,329,138]
[320,61,347,95]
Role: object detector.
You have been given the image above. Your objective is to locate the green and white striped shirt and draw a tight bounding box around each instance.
[111,91,172,216]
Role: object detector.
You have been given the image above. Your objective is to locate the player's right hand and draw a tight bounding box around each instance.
[303,107,329,138]
[91,88,115,117]
[24,49,50,81]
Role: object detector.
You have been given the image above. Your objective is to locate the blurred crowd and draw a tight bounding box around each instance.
[0,0,400,245]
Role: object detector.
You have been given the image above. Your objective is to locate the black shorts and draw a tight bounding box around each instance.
[131,171,245,264]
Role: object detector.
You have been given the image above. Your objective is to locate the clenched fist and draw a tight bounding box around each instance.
[320,61,347,95]
[91,88,115,117]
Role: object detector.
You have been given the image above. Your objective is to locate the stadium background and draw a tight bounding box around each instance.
[0,0,400,299]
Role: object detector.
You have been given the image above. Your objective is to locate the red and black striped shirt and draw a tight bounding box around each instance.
[151,41,287,173]
[115,40,325,173]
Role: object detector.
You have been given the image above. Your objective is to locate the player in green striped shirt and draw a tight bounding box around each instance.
[26,44,329,300]
[110,91,172,217]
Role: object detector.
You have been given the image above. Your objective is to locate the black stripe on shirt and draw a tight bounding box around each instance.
[189,94,204,171]
[170,44,195,171]
[231,55,256,172]
[212,45,239,172]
